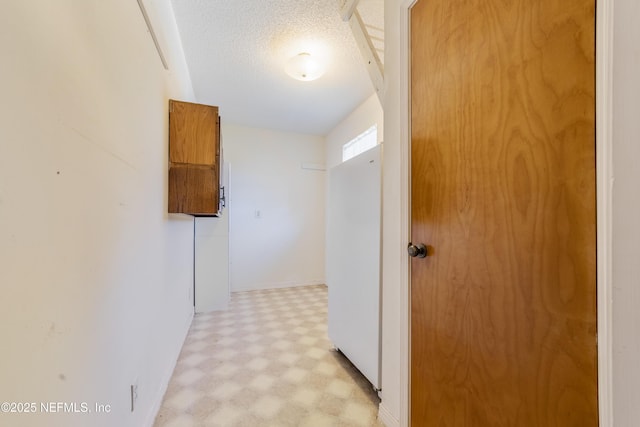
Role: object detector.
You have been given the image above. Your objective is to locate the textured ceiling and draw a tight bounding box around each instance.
[170,0,382,135]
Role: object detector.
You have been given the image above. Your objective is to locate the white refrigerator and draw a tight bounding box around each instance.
[194,161,230,313]
[326,145,382,389]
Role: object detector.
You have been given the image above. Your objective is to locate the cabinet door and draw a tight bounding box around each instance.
[169,100,218,166]
[168,100,221,215]
[168,165,219,215]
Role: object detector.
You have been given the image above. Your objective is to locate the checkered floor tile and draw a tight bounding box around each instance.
[154,285,383,427]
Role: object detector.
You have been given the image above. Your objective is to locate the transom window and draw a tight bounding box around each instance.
[342,125,378,162]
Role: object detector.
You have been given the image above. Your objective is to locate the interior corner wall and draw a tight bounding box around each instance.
[0,1,195,426]
[325,93,384,170]
[612,0,640,423]
[222,123,326,292]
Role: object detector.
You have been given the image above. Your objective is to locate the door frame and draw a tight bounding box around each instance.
[396,0,614,425]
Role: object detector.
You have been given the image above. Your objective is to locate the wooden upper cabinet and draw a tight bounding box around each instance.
[169,100,219,165]
[168,100,221,216]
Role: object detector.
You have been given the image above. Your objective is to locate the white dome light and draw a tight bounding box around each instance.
[285,52,325,81]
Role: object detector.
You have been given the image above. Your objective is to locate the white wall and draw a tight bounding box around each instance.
[222,123,326,291]
[612,0,640,424]
[325,93,384,170]
[0,1,195,426]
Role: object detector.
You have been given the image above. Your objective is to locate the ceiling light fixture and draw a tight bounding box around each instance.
[285,52,325,82]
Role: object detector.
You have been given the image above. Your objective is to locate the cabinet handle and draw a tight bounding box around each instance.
[220,186,226,209]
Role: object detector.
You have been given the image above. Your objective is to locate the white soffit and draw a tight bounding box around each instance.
[170,0,381,135]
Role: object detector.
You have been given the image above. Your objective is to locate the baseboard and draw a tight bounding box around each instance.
[144,308,194,427]
[378,403,400,427]
[232,280,325,292]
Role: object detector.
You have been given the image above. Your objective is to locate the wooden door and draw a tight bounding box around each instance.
[409,0,597,425]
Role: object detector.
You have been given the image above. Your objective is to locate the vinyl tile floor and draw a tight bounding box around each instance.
[154,284,383,427]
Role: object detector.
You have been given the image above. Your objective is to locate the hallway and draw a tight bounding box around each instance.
[154,285,383,426]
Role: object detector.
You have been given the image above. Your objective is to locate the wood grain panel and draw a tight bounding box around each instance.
[168,165,218,215]
[168,99,221,215]
[410,0,597,425]
[169,99,218,165]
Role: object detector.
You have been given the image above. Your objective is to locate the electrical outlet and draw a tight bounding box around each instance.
[130,381,138,412]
